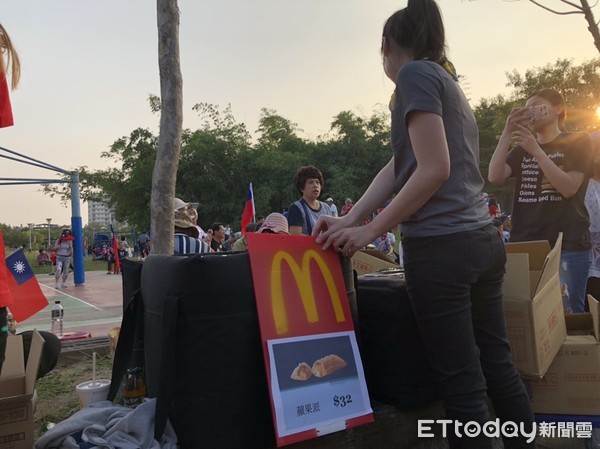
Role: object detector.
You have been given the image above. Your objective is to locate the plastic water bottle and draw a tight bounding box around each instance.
[51,300,64,337]
[561,284,571,313]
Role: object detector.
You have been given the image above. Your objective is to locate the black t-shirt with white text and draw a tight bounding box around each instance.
[507,132,593,251]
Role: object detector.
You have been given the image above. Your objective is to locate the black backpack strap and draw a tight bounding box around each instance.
[108,288,144,400]
[154,294,179,440]
[299,199,313,236]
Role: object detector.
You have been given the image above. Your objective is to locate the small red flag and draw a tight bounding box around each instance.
[111,224,121,274]
[240,183,255,235]
[5,249,48,322]
[0,72,14,128]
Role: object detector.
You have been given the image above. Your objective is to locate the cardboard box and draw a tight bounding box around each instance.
[530,296,600,415]
[0,330,44,449]
[352,249,400,276]
[503,235,566,378]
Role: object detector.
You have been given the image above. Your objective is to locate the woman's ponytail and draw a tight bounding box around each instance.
[406,0,445,61]
[383,0,446,63]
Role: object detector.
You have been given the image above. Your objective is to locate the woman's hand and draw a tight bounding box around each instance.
[313,215,377,257]
[513,124,543,158]
[504,107,531,134]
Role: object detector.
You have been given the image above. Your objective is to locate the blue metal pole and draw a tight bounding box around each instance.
[70,171,85,286]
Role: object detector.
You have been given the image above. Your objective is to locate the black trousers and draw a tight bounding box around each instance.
[402,224,535,449]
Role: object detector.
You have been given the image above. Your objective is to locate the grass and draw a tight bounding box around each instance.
[17,251,109,276]
[34,351,113,439]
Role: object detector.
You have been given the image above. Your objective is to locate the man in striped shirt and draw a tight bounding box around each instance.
[174,210,211,255]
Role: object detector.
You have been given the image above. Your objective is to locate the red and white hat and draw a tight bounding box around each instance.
[257,213,289,235]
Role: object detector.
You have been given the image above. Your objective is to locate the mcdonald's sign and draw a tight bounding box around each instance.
[246,233,373,447]
[247,233,354,339]
[270,249,346,335]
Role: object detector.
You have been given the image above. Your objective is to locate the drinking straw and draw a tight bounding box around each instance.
[92,352,97,386]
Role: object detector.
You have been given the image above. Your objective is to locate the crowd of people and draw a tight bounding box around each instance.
[164,164,395,263]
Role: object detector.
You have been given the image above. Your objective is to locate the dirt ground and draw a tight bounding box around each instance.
[33,351,591,448]
[34,350,113,440]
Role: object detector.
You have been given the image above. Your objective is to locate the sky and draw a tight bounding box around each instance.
[1,0,598,228]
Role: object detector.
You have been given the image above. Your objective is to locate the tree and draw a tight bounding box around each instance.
[322,108,391,206]
[256,108,300,150]
[471,0,600,54]
[152,0,183,254]
[505,58,600,132]
[474,57,600,212]
[178,103,254,227]
[252,108,307,215]
[529,0,600,54]
[42,128,158,232]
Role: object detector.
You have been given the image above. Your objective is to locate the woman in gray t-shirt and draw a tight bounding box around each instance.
[313,1,534,447]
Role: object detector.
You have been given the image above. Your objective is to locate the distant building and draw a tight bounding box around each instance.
[87,199,117,226]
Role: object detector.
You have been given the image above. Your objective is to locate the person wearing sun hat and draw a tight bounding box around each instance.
[174,197,207,240]
[173,209,211,255]
[257,212,290,235]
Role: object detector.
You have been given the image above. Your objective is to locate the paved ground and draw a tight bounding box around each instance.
[19,271,123,338]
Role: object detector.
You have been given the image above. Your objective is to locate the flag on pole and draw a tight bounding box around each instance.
[240,183,255,235]
[111,224,121,274]
[5,249,48,322]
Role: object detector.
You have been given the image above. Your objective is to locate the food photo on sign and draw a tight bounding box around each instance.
[268,332,369,438]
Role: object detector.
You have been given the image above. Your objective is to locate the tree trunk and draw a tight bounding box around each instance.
[151,0,183,255]
[580,0,600,54]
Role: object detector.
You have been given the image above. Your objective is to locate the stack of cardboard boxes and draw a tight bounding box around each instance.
[502,235,600,415]
[502,237,567,378]
[352,249,400,277]
[529,296,600,415]
[0,330,44,449]
[353,234,599,417]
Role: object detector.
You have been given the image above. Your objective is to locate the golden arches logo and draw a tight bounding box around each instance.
[270,249,346,335]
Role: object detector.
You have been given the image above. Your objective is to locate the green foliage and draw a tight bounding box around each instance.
[474,57,600,211]
[505,58,600,132]
[34,354,113,439]
[1,223,52,251]
[41,58,600,229]
[68,103,391,231]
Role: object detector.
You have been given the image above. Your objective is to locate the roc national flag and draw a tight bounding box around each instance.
[5,249,48,322]
[240,182,255,235]
[0,228,14,309]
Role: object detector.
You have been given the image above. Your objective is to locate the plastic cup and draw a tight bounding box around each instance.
[76,379,111,408]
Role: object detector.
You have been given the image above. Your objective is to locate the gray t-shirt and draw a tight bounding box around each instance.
[391,60,489,237]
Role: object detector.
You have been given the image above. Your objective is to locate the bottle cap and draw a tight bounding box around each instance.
[55,300,61,304]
